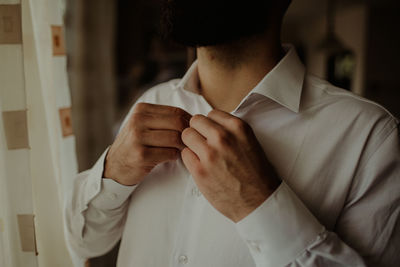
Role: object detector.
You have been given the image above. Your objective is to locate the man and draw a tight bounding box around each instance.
[65,0,400,266]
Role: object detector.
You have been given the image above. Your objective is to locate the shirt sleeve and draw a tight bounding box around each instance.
[64,147,137,259]
[236,123,400,267]
[64,92,157,259]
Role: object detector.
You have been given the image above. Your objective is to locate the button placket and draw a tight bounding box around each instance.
[169,173,197,267]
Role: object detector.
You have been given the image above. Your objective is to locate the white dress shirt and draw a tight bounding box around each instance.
[65,46,400,267]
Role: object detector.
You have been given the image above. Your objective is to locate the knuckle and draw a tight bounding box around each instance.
[231,117,247,132]
[207,109,217,117]
[204,147,217,163]
[169,131,181,145]
[174,116,186,130]
[190,114,204,126]
[215,129,230,146]
[216,128,229,139]
[129,113,142,125]
[170,106,184,116]
[195,165,207,177]
[191,114,203,122]
[141,165,154,174]
[134,102,148,113]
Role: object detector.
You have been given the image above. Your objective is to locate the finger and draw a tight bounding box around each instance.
[135,102,192,119]
[207,109,248,134]
[181,127,209,158]
[131,113,190,132]
[141,130,185,150]
[181,147,202,176]
[189,114,225,140]
[145,147,180,163]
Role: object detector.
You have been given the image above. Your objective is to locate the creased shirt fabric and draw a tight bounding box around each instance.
[65,46,400,267]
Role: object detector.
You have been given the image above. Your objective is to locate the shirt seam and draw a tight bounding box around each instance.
[344,120,398,210]
[353,118,398,176]
[322,87,398,123]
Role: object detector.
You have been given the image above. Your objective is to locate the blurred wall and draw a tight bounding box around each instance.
[65,0,116,172]
[364,1,400,118]
[283,0,400,118]
[283,2,368,95]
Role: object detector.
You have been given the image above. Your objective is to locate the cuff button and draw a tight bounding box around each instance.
[178,255,188,264]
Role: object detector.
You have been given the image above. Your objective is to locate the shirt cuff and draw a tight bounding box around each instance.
[90,178,137,210]
[83,147,137,210]
[236,182,325,267]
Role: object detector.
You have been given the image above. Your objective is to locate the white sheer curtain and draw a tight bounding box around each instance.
[0,0,78,266]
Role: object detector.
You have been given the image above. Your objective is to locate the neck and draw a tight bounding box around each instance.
[196,35,283,113]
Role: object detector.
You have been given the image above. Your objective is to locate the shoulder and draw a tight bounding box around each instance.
[304,75,398,127]
[303,75,398,157]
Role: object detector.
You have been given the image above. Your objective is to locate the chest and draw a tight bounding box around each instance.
[117,95,360,266]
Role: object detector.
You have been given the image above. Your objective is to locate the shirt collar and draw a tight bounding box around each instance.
[177,44,305,113]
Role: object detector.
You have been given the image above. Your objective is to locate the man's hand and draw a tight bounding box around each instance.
[181,109,281,222]
[104,103,191,186]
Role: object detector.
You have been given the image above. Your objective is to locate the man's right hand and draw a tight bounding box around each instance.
[104,103,191,186]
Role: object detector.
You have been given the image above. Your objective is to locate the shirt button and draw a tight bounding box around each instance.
[248,240,261,253]
[191,187,201,197]
[178,255,188,264]
[106,192,117,200]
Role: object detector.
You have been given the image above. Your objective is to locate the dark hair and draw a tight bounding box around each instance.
[160,0,291,47]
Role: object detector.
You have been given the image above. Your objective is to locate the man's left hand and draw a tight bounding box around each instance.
[181,109,281,223]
